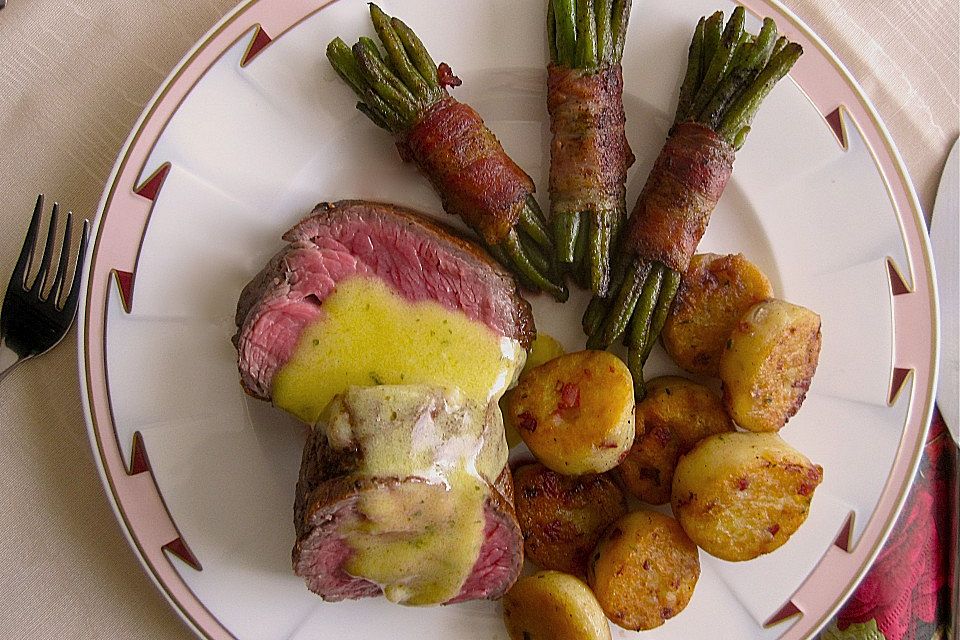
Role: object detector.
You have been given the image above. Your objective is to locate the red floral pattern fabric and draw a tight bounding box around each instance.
[831,409,956,640]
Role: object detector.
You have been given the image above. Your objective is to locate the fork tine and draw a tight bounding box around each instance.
[12,195,44,289]
[49,211,73,306]
[31,202,60,298]
[62,218,90,314]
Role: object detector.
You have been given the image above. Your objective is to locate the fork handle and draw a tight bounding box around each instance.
[0,336,25,384]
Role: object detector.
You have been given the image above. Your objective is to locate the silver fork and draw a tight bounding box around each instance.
[0,195,90,383]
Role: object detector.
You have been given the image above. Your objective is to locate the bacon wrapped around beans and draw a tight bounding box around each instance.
[584,7,803,398]
[327,4,567,301]
[547,0,634,296]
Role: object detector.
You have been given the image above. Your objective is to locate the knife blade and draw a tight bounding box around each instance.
[931,138,958,442]
[930,138,959,640]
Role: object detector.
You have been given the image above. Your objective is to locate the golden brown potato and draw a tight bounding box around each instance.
[661,253,774,377]
[504,334,567,448]
[513,462,628,576]
[504,350,634,475]
[522,333,566,375]
[671,431,823,561]
[502,571,611,640]
[719,299,822,432]
[588,510,700,631]
[617,376,734,505]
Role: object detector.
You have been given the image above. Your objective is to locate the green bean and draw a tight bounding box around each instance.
[639,267,681,363]
[700,12,724,76]
[733,125,750,150]
[503,229,569,301]
[369,4,430,100]
[700,64,754,130]
[587,212,612,296]
[770,35,789,58]
[595,0,614,64]
[572,217,589,281]
[529,196,553,232]
[688,7,744,120]
[588,258,648,349]
[718,42,802,139]
[675,17,706,123]
[728,32,753,72]
[748,18,779,70]
[353,43,420,123]
[554,211,580,265]
[357,36,384,60]
[576,0,598,68]
[630,358,648,400]
[624,263,665,397]
[328,39,405,130]
[355,101,391,131]
[702,19,780,132]
[548,0,559,64]
[554,0,578,67]
[391,16,440,91]
[626,262,663,349]
[327,38,369,98]
[518,200,553,250]
[610,0,632,62]
[516,228,552,275]
[582,294,609,336]
[356,36,417,105]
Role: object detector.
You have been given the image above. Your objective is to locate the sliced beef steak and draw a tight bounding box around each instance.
[292,386,523,605]
[234,200,535,400]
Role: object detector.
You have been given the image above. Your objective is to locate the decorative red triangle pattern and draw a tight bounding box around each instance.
[241,25,272,67]
[765,600,802,627]
[825,107,847,149]
[129,431,151,475]
[886,259,911,295]
[129,433,204,572]
[164,537,203,572]
[832,512,855,552]
[114,269,134,313]
[889,367,911,404]
[134,162,171,202]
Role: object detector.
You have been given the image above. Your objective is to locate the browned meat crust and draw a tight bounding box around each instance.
[292,423,523,602]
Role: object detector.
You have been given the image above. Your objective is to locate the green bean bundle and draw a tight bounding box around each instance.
[548,0,634,297]
[584,7,803,398]
[327,4,567,301]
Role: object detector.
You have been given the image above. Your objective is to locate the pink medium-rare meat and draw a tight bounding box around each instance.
[292,471,522,603]
[234,200,535,400]
[292,386,523,604]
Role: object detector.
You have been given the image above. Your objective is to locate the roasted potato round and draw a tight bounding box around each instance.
[502,571,611,640]
[671,431,823,561]
[513,462,627,576]
[523,333,566,374]
[617,376,734,505]
[661,253,774,376]
[588,510,700,631]
[504,350,634,475]
[504,334,567,448]
[719,299,822,432]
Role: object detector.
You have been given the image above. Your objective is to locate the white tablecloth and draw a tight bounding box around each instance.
[0,1,956,638]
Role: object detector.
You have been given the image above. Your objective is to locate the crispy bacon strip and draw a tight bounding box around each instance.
[547,64,634,218]
[397,97,534,246]
[327,5,566,299]
[623,122,734,274]
[583,8,802,401]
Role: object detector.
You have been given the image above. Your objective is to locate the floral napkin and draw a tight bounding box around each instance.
[820,410,956,640]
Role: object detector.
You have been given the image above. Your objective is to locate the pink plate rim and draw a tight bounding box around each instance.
[77,1,939,639]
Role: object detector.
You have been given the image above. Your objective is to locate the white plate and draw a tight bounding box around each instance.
[78,1,939,638]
